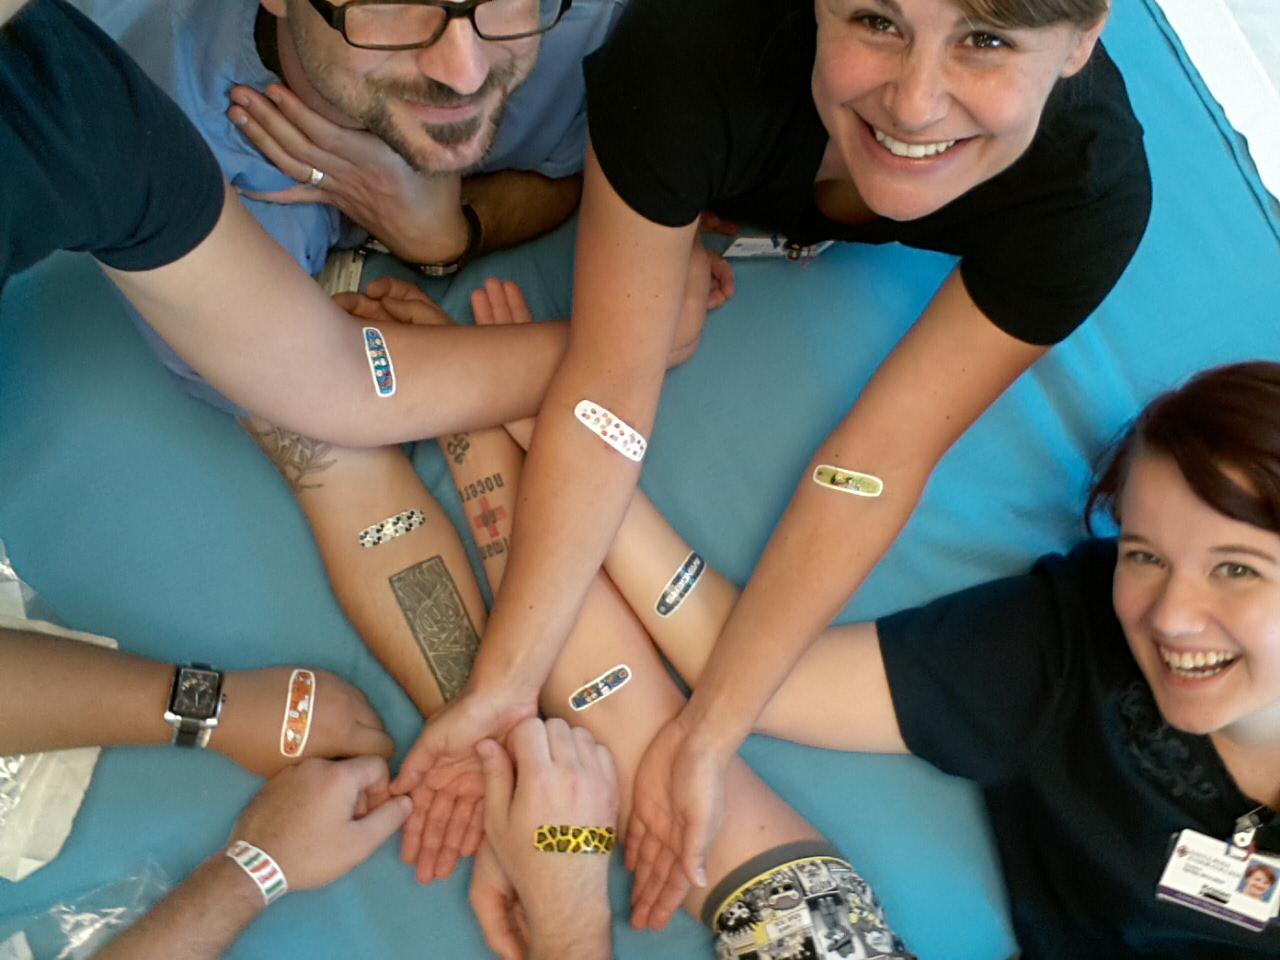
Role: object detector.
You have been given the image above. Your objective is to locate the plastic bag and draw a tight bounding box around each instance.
[0,542,115,880]
[0,859,170,959]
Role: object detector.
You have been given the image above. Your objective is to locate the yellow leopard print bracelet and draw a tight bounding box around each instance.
[533,824,617,854]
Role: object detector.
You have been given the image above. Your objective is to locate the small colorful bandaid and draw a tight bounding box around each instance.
[534,825,616,854]
[363,326,396,398]
[812,464,884,498]
[226,840,288,905]
[279,668,316,758]
[656,551,705,617]
[574,400,647,462]
[358,508,426,548]
[569,664,631,711]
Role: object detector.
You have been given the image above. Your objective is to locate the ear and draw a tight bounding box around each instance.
[1060,4,1109,79]
[260,0,287,19]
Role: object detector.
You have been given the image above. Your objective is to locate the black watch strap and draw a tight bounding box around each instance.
[362,200,483,278]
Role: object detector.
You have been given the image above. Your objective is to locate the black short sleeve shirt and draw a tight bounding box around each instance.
[878,541,1280,958]
[0,0,224,284]
[585,0,1152,344]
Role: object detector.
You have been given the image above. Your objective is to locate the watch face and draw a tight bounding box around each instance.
[171,668,221,720]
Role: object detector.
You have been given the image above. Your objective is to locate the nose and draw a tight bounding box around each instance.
[1147,573,1208,640]
[883,47,949,133]
[415,16,489,96]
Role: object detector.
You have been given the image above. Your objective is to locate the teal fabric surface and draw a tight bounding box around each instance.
[3,1,1280,957]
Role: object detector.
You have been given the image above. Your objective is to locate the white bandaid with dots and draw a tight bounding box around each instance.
[574,401,646,462]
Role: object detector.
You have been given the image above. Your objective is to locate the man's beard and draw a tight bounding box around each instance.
[361,67,519,174]
[289,18,524,175]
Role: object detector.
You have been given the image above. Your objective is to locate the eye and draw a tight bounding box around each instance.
[1121,549,1163,568]
[853,13,900,34]
[963,31,1012,49]
[1213,561,1260,580]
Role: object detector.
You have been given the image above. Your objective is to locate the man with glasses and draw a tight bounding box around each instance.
[68,0,627,742]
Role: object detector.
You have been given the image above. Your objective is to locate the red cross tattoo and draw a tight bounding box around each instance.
[471,497,507,540]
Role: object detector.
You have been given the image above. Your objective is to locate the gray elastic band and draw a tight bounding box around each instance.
[700,838,844,927]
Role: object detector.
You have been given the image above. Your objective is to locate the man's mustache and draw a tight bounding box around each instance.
[371,65,512,109]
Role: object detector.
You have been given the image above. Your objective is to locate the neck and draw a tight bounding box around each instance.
[1212,723,1280,810]
[813,140,876,226]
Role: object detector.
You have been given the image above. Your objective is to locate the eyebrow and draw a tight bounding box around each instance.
[1117,534,1279,565]
[868,0,904,16]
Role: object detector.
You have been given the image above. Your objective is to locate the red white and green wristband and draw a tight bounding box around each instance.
[226,840,288,905]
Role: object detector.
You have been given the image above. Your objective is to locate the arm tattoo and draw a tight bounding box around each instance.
[444,433,471,465]
[239,419,337,494]
[388,556,479,702]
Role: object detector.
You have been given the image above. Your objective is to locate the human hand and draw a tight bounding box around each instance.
[469,840,531,960]
[333,275,452,327]
[211,667,393,778]
[470,276,537,450]
[230,756,412,891]
[669,239,733,369]
[227,83,468,263]
[391,689,535,882]
[476,719,618,941]
[625,713,730,930]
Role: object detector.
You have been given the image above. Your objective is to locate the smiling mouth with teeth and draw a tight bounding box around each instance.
[873,128,959,159]
[1158,645,1240,680]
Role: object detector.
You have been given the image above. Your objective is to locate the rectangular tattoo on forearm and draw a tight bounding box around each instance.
[388,556,479,702]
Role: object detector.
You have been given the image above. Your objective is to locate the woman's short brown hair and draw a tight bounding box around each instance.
[956,0,1108,29]
[1087,361,1280,535]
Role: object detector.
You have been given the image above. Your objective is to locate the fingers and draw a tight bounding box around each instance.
[460,795,485,858]
[415,788,459,882]
[364,275,433,304]
[470,846,523,960]
[399,786,430,865]
[708,250,736,304]
[238,184,328,207]
[228,84,331,186]
[680,816,710,889]
[471,277,531,327]
[354,794,413,849]
[644,862,692,931]
[478,737,515,833]
[506,715,553,770]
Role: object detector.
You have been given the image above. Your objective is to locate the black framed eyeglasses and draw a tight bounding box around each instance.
[305,0,571,50]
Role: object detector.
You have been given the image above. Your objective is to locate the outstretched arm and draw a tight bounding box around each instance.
[0,627,393,776]
[102,185,569,449]
[93,757,411,960]
[629,268,1046,891]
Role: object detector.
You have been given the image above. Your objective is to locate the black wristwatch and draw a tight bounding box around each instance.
[362,200,483,277]
[164,663,225,748]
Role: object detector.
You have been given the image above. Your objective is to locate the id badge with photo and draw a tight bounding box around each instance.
[1157,828,1280,932]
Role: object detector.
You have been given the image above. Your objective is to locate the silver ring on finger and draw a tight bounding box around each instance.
[307,166,325,187]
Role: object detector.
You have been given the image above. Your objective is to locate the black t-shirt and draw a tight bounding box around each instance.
[585,0,1152,345]
[878,541,1280,959]
[0,0,224,285]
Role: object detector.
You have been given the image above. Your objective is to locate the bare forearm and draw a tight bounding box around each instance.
[463,171,582,253]
[93,855,263,960]
[528,903,612,960]
[0,628,171,754]
[104,187,569,449]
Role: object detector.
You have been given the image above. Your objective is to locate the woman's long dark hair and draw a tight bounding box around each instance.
[1087,362,1280,535]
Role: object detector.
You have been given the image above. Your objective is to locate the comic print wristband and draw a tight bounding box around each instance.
[363,326,396,398]
[279,668,316,758]
[534,825,617,854]
[226,840,288,905]
[358,508,426,548]
[812,465,884,498]
[574,400,647,462]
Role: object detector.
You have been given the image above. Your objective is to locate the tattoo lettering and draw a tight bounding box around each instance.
[240,419,337,494]
[445,433,471,465]
[457,472,504,503]
[479,537,509,561]
[470,497,508,541]
[389,556,479,701]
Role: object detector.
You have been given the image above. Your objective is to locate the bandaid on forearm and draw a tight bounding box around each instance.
[574,400,647,462]
[363,326,396,398]
[358,508,425,548]
[280,668,316,758]
[656,552,705,616]
[534,825,616,854]
[812,465,883,497]
[569,664,631,711]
